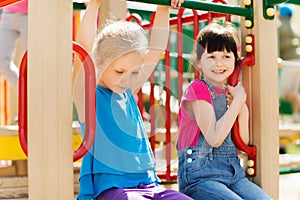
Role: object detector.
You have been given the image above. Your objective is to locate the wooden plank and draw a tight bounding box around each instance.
[279,123,300,138]
[0,169,80,188]
[28,0,73,198]
[0,188,28,199]
[280,154,300,168]
[0,170,80,199]
[249,0,279,198]
[0,176,28,188]
[0,160,27,177]
[0,125,18,136]
[0,165,17,177]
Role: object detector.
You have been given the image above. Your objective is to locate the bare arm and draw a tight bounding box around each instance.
[131,5,170,94]
[131,0,184,94]
[73,0,102,122]
[191,82,246,147]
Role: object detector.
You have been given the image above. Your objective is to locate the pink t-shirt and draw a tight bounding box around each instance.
[177,80,226,150]
[3,0,28,14]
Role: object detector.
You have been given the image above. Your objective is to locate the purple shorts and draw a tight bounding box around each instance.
[96,183,192,200]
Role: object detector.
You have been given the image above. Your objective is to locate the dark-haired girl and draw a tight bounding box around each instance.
[177,23,271,200]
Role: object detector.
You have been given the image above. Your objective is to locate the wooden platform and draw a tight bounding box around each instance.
[0,165,80,199]
[279,122,300,139]
[280,154,300,174]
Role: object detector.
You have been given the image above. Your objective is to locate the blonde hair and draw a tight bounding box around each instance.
[92,20,148,77]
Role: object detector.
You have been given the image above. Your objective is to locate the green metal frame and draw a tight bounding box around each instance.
[73,2,86,10]
[286,0,300,5]
[263,0,300,20]
[127,0,254,28]
[280,167,300,175]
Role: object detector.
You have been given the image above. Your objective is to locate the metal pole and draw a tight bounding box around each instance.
[127,0,252,18]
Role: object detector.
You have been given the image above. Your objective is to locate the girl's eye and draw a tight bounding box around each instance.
[207,55,214,59]
[224,55,231,58]
[116,70,123,74]
[132,71,139,75]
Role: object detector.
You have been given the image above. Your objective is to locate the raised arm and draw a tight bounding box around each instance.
[131,1,185,94]
[76,0,102,53]
[145,0,184,64]
[73,0,102,122]
[131,5,170,94]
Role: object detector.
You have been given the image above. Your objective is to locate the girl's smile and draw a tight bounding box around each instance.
[212,69,227,74]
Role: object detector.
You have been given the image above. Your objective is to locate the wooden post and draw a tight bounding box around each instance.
[28,0,73,199]
[243,0,279,199]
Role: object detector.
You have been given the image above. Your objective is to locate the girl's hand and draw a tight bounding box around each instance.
[171,0,184,8]
[226,82,246,103]
[226,88,233,106]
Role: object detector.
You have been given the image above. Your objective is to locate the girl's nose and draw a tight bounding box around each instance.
[215,60,223,67]
[121,73,130,84]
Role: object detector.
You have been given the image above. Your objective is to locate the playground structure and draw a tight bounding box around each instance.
[0,0,300,199]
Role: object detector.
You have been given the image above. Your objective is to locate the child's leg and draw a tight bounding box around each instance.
[96,184,192,200]
[96,187,150,200]
[183,180,243,200]
[152,187,193,200]
[231,177,272,200]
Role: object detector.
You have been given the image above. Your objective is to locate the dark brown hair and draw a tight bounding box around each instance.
[193,22,241,68]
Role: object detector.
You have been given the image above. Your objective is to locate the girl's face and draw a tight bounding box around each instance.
[98,52,145,93]
[199,50,235,87]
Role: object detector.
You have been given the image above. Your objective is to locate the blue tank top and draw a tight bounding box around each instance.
[77,85,159,199]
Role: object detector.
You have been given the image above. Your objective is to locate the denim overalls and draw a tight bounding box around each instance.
[177,81,271,200]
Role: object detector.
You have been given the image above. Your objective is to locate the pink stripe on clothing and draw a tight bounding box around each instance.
[177,80,212,150]
[177,80,227,150]
[3,0,28,14]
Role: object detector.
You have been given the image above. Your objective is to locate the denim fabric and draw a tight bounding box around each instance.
[178,86,272,200]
